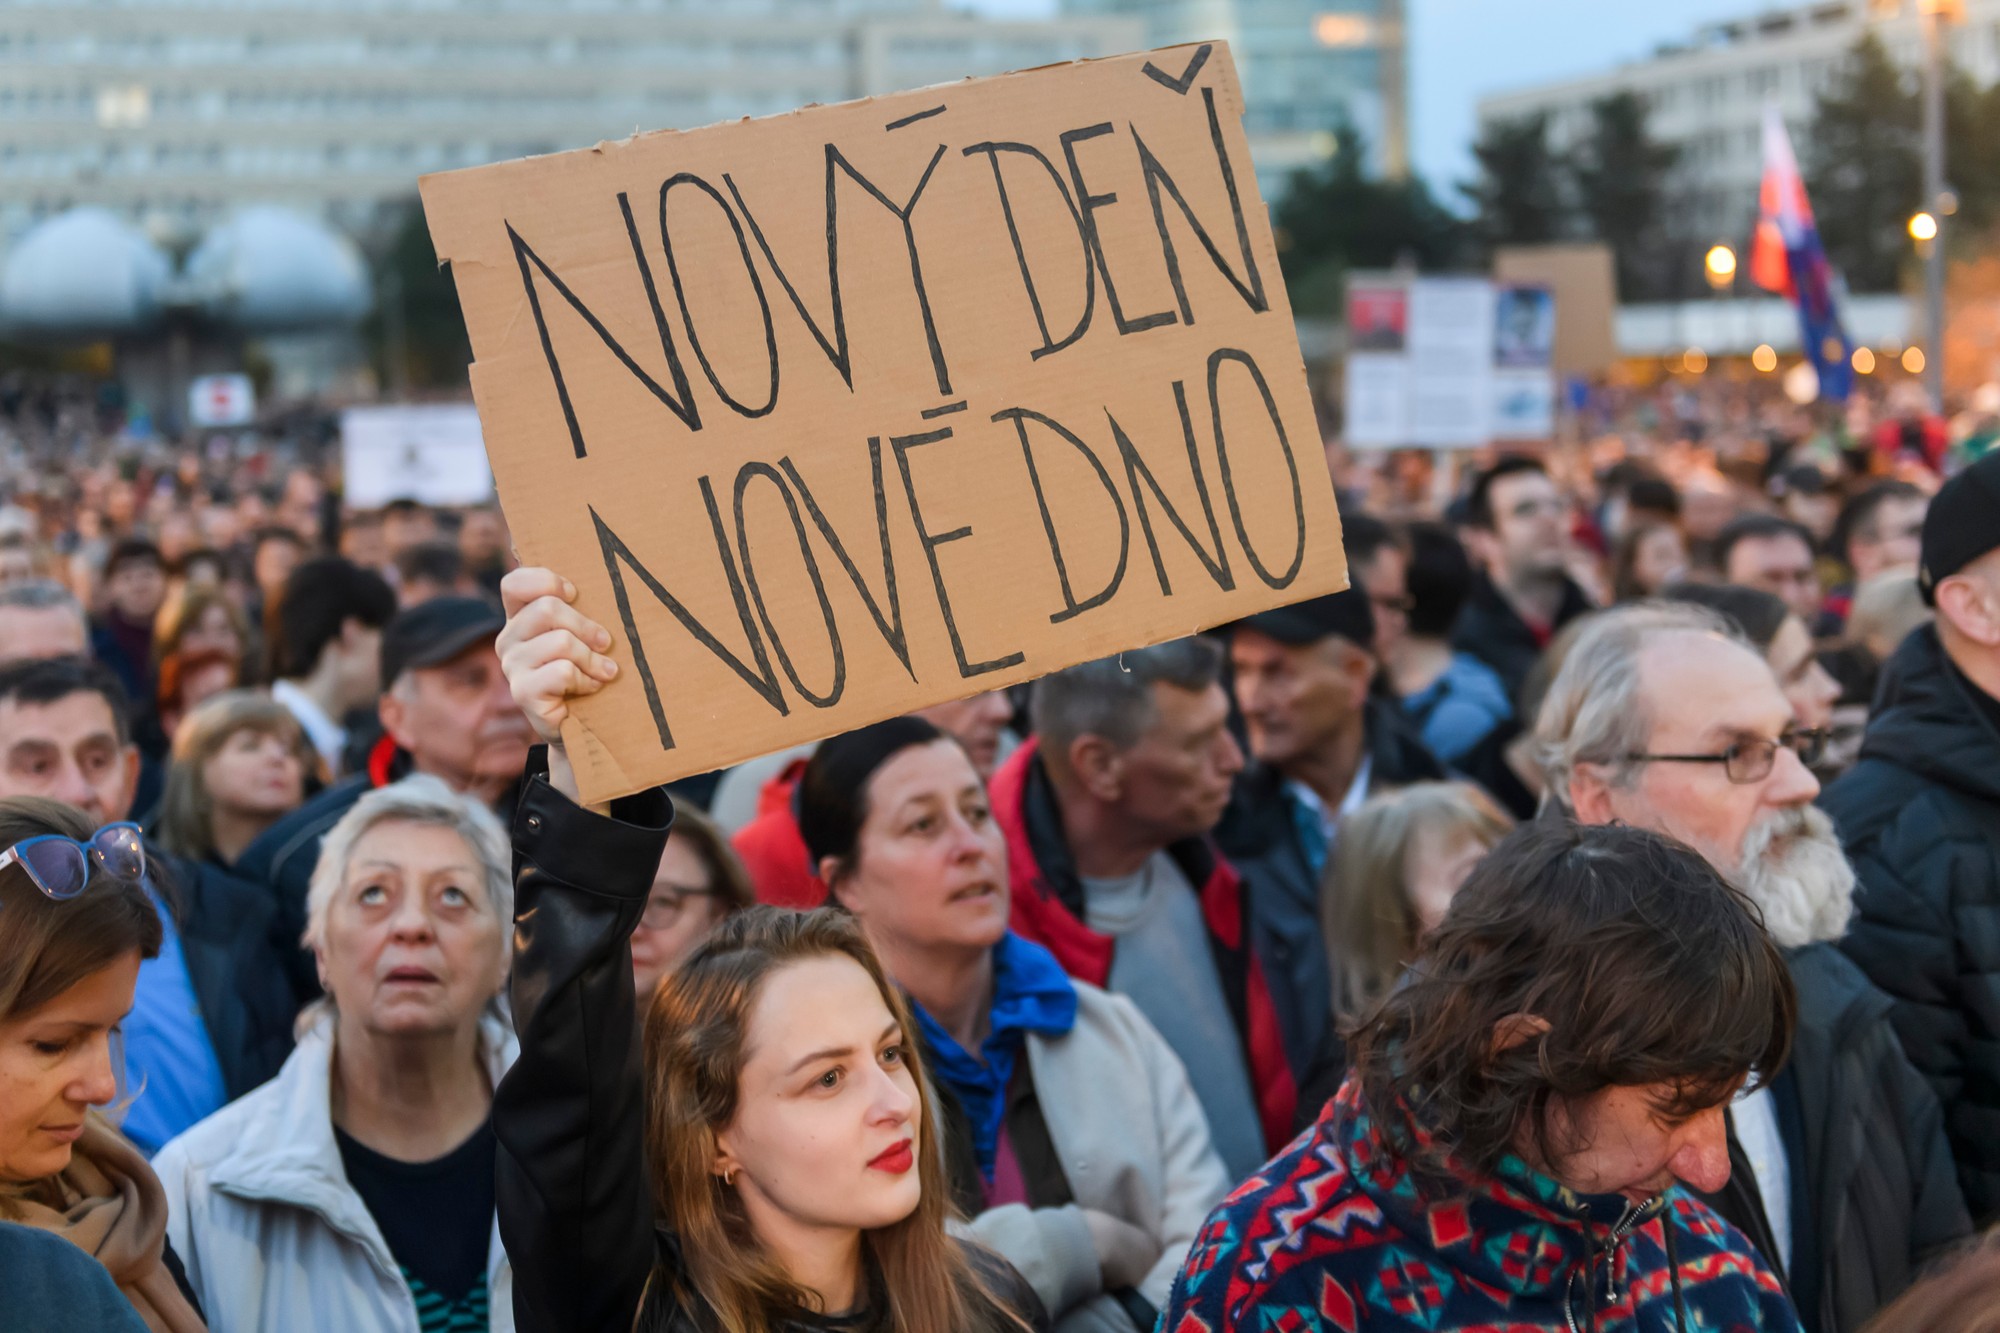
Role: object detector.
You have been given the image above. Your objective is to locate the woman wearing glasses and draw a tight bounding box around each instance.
[630,806,755,1003]
[0,797,207,1332]
[153,776,516,1333]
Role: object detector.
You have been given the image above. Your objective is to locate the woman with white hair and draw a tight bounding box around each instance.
[151,775,517,1333]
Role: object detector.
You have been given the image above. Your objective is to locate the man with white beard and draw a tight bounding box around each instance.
[1532,602,1969,1333]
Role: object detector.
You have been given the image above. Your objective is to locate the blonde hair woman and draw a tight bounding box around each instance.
[1298,782,1512,1122]
[156,691,312,868]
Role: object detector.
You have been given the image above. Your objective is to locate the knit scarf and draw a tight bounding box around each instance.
[909,932,1077,1182]
[4,1117,207,1333]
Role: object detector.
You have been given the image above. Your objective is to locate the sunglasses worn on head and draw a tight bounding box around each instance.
[0,822,148,902]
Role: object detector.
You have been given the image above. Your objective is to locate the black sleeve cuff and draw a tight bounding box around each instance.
[514,745,675,903]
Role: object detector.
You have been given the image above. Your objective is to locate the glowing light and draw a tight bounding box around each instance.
[1909,212,1939,242]
[1314,13,1373,46]
[1683,347,1710,374]
[1903,346,1927,374]
[1852,347,1877,374]
[1752,344,1779,373]
[1704,245,1737,282]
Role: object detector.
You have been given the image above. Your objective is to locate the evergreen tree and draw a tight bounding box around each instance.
[1803,32,1922,294]
[1273,125,1467,318]
[364,201,473,392]
[1461,112,1568,253]
[1571,91,1680,299]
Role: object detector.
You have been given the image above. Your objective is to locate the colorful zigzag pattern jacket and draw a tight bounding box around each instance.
[1158,1077,1802,1332]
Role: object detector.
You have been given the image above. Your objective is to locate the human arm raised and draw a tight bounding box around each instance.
[495,566,676,1333]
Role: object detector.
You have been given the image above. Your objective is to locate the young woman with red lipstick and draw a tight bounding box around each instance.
[0,796,206,1332]
[799,718,1233,1333]
[492,566,1046,1333]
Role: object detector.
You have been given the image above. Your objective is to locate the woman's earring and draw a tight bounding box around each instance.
[722,1167,737,1187]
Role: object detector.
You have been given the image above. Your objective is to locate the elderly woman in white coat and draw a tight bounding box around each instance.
[798,716,1231,1333]
[153,775,516,1333]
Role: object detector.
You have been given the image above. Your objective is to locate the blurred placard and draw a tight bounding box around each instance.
[1492,243,1616,377]
[188,373,254,427]
[342,404,495,508]
[421,42,1348,803]
[1490,284,1556,440]
[1343,275,1552,448]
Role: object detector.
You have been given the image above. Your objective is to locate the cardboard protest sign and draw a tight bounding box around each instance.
[421,41,1346,803]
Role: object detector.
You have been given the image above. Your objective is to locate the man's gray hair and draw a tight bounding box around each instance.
[303,773,513,960]
[1030,636,1224,760]
[0,579,83,619]
[1533,601,1745,812]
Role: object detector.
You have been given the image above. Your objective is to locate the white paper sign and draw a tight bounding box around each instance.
[342,404,495,508]
[188,373,254,427]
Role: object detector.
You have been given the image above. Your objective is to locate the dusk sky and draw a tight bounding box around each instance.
[964,0,1765,202]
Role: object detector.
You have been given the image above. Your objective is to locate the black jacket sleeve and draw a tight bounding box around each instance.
[498,752,675,1333]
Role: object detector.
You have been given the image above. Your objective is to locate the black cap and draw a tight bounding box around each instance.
[1919,451,2000,605]
[380,595,505,685]
[1231,587,1376,650]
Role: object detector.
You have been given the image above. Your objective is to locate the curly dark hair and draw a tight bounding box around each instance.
[1349,818,1795,1180]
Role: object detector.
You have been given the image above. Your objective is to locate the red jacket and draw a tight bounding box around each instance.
[730,758,827,909]
[990,740,1297,1153]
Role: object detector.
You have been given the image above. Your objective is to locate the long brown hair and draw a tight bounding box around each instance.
[1350,819,1795,1180]
[0,797,163,1213]
[641,906,1021,1333]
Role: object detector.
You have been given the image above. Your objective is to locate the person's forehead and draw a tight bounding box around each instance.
[743,954,892,1069]
[1636,633,1790,739]
[1492,470,1554,504]
[1735,532,1812,566]
[350,817,477,867]
[1145,678,1226,732]
[0,695,121,755]
[866,739,977,807]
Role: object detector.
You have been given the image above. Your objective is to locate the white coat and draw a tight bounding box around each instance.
[957,981,1232,1333]
[154,1010,517,1333]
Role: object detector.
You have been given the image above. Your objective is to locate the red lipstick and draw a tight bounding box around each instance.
[867,1139,914,1174]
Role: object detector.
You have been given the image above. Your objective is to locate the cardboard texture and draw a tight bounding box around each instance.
[421,41,1347,803]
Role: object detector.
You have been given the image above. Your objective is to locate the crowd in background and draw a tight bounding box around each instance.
[1,364,1999,1333]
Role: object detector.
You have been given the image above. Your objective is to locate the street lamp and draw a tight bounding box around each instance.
[1704,244,1738,289]
[1910,211,1939,243]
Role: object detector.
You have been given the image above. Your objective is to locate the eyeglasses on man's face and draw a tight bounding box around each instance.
[1624,727,1827,785]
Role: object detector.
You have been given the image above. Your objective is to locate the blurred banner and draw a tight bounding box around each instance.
[342,404,495,508]
[1342,275,1554,448]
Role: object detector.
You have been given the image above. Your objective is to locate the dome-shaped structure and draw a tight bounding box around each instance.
[186,206,371,332]
[0,207,172,335]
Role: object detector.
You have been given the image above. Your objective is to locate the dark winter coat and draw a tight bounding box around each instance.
[1821,625,2000,1224]
[1448,572,1593,708]
[1776,943,1971,1331]
[1214,698,1447,1077]
[159,850,297,1101]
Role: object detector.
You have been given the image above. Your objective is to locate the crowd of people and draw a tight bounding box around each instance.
[1,389,1998,1333]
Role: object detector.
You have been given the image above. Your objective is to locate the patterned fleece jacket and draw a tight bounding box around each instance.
[1158,1077,1802,1332]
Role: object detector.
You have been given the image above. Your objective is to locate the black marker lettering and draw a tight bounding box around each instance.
[590,498,788,753]
[1108,383,1234,596]
[1207,348,1305,590]
[724,171,852,389]
[780,441,915,680]
[890,427,1025,678]
[962,141,1095,361]
[732,464,845,709]
[507,212,700,459]
[829,143,954,396]
[1059,123,1175,337]
[1132,89,1268,324]
[992,408,1130,624]
[657,173,780,418]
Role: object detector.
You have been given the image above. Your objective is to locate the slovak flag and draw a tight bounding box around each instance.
[1750,104,1854,401]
